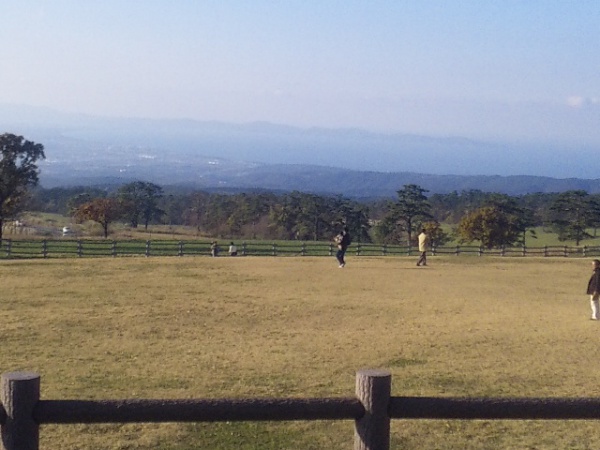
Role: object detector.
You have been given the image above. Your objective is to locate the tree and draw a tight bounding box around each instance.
[117,181,163,229]
[590,194,600,237]
[0,133,45,240]
[28,187,106,215]
[457,204,525,249]
[548,190,599,245]
[328,195,371,243]
[372,212,405,244]
[73,198,124,238]
[483,194,537,245]
[183,191,211,232]
[421,220,451,248]
[162,194,188,226]
[66,191,104,215]
[270,191,318,240]
[391,184,432,245]
[225,193,275,238]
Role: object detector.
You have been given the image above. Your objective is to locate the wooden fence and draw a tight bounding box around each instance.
[4,369,600,449]
[2,238,600,259]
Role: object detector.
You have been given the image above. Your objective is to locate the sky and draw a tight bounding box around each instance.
[1,1,599,145]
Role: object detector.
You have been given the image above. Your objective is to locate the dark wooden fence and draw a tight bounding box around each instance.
[2,238,600,259]
[3,369,600,449]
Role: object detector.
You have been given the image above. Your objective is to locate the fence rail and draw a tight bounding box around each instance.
[3,370,600,449]
[2,238,600,259]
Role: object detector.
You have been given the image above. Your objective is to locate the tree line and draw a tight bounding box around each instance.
[3,132,600,247]
[24,182,600,248]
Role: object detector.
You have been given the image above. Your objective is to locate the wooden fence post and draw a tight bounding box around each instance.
[41,240,47,258]
[354,369,391,450]
[1,371,40,450]
[145,240,150,257]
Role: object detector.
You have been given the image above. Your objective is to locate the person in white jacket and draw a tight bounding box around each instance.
[416,229,429,266]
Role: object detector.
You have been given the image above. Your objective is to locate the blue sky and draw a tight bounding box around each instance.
[1,1,599,144]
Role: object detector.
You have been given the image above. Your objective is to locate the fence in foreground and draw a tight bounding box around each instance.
[3,369,600,449]
[2,238,600,259]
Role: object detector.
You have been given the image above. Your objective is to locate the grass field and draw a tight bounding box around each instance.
[2,254,600,449]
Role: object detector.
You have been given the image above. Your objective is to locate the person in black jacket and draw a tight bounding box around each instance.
[586,259,600,320]
[334,227,351,268]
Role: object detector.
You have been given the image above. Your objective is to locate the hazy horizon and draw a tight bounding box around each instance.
[2,102,599,182]
[1,2,599,145]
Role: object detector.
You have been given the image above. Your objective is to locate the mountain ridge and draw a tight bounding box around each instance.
[2,103,600,198]
[40,160,600,199]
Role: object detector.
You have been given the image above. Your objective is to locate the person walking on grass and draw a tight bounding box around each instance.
[334,227,351,268]
[416,228,429,266]
[587,259,600,320]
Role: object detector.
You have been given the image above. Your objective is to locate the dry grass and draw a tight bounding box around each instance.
[1,255,599,449]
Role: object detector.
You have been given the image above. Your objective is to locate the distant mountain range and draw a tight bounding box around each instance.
[2,103,600,198]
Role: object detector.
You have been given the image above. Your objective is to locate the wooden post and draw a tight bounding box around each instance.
[41,240,47,258]
[145,240,150,257]
[354,369,391,450]
[1,371,40,450]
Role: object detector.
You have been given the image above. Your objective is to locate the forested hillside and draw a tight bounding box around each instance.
[22,183,600,249]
